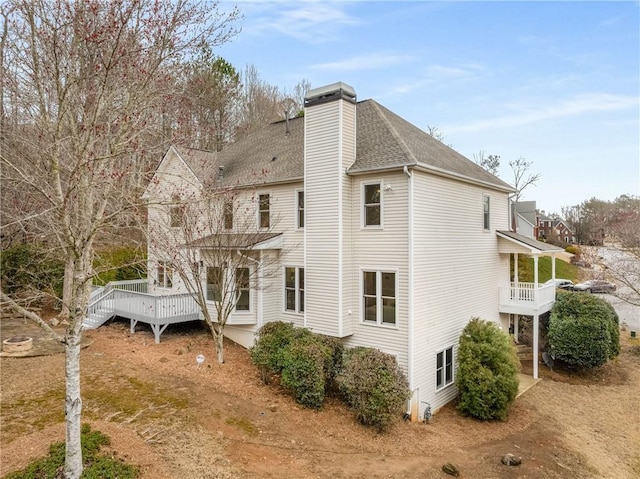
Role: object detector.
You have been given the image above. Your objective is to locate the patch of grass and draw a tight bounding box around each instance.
[515,255,581,283]
[4,424,139,479]
[225,416,258,436]
[0,386,66,441]
[83,374,188,422]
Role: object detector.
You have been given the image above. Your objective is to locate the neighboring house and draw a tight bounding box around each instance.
[537,209,575,243]
[86,82,564,418]
[512,201,538,239]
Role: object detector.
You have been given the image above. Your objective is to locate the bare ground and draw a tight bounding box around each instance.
[1,318,639,479]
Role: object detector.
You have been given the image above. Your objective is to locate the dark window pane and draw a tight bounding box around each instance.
[363,271,376,295]
[382,298,395,324]
[364,183,380,204]
[437,351,443,369]
[365,205,380,226]
[381,272,395,297]
[285,267,295,288]
[436,369,443,388]
[299,268,304,289]
[285,290,296,311]
[236,290,250,310]
[363,296,377,322]
[299,290,304,312]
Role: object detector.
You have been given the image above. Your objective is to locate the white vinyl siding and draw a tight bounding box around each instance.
[411,170,510,412]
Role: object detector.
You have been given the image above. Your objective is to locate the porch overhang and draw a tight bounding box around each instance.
[187,232,284,250]
[496,230,564,256]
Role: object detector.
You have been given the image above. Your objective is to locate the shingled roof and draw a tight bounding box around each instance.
[171,99,513,192]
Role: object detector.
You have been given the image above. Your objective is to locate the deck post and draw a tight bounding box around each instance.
[533,313,539,379]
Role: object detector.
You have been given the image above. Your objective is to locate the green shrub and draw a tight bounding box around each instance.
[317,334,344,391]
[249,321,297,383]
[0,243,65,298]
[5,424,139,479]
[548,293,620,369]
[565,244,581,255]
[456,318,520,421]
[337,347,411,432]
[281,333,332,408]
[93,246,146,285]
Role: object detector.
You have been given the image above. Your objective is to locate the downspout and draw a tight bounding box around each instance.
[404,165,417,420]
[237,250,262,326]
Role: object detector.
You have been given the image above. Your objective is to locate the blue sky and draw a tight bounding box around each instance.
[216,1,639,215]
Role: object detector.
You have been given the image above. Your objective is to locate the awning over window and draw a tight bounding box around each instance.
[187,232,283,250]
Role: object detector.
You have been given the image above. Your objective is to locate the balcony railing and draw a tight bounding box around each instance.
[498,282,556,314]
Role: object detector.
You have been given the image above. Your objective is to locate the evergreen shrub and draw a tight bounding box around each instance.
[456,318,520,421]
[337,347,411,432]
[548,292,620,369]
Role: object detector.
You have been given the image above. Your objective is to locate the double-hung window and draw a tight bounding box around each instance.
[223,198,233,230]
[235,267,250,311]
[362,270,396,325]
[206,266,223,302]
[169,205,184,228]
[259,194,270,228]
[436,347,454,390]
[285,267,304,313]
[157,261,173,288]
[296,191,304,229]
[483,194,490,230]
[363,183,381,227]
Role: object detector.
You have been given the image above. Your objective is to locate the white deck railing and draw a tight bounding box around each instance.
[499,282,556,313]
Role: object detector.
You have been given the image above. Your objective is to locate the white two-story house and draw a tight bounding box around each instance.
[87,82,563,418]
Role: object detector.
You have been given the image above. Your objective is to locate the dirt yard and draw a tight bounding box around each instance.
[1,318,639,479]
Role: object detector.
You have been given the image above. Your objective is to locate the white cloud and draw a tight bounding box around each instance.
[391,63,487,94]
[238,1,359,43]
[447,93,640,133]
[310,52,415,72]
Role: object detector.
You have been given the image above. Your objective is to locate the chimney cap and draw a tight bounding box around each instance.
[305,82,356,107]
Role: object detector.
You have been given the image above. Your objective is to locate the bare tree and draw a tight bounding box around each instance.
[510,157,541,202]
[235,65,284,139]
[147,185,281,364]
[0,1,238,476]
[474,150,501,176]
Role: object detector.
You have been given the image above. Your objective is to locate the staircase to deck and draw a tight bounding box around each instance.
[82,280,148,330]
[515,344,534,362]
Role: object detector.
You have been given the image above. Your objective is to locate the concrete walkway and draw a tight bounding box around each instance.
[517,373,541,397]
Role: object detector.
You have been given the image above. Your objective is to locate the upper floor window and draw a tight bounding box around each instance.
[259,193,270,229]
[483,194,490,230]
[170,205,184,228]
[363,183,381,227]
[363,270,396,325]
[285,267,304,313]
[206,266,223,302]
[436,346,454,390]
[235,267,250,311]
[223,198,233,230]
[157,261,173,288]
[297,190,304,229]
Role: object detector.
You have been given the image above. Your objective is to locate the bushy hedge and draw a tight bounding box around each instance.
[337,347,411,432]
[249,321,297,383]
[548,292,620,369]
[94,246,146,285]
[0,243,65,298]
[565,244,581,255]
[281,333,332,409]
[456,318,520,421]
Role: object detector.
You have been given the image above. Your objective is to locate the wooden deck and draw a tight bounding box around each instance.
[84,280,201,343]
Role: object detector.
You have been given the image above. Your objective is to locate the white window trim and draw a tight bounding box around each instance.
[257,191,271,230]
[283,266,304,315]
[295,189,304,230]
[156,260,174,289]
[360,268,399,328]
[361,180,384,229]
[435,346,455,391]
[482,194,490,231]
[234,266,252,313]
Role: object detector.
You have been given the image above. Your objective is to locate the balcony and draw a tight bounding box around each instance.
[498,282,556,316]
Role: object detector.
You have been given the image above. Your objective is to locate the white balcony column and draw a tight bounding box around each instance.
[533,313,539,379]
[533,254,539,303]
